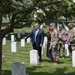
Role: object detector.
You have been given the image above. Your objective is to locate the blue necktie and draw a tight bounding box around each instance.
[34,29,39,42]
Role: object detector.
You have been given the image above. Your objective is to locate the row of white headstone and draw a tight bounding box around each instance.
[3,35,31,44]
[2,35,75,67]
[2,36,70,56]
[3,35,31,52]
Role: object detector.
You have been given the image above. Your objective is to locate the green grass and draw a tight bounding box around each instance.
[2,27,75,75]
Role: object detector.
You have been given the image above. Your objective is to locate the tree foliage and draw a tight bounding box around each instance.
[0,0,75,75]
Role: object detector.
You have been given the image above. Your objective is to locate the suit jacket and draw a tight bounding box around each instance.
[26,28,44,47]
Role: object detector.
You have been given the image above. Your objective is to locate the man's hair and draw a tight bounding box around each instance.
[35,23,39,26]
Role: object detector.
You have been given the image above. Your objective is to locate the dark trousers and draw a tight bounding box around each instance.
[68,45,72,58]
[58,43,65,57]
[33,42,42,61]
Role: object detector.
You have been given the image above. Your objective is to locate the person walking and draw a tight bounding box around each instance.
[49,23,59,64]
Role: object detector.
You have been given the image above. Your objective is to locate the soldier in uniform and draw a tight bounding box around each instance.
[49,23,59,64]
[68,23,75,59]
[57,24,65,58]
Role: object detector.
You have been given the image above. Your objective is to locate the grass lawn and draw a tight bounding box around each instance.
[2,27,75,75]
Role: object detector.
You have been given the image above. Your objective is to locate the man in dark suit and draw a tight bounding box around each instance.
[25,23,44,62]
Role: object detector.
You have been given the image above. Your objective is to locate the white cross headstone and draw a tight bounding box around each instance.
[30,50,39,65]
[27,38,31,43]
[2,37,6,45]
[12,62,26,75]
[72,50,75,67]
[11,42,17,52]
[11,35,15,42]
[18,33,21,38]
[65,44,69,56]
[21,39,25,47]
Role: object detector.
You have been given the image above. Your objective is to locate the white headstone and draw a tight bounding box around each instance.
[44,37,47,44]
[22,30,25,35]
[27,38,31,43]
[11,35,15,42]
[18,33,21,38]
[11,42,17,52]
[2,37,6,45]
[42,46,44,55]
[74,27,75,30]
[43,23,45,26]
[43,37,47,49]
[43,41,46,49]
[12,62,26,75]
[31,26,33,28]
[63,22,69,31]
[21,39,25,47]
[40,25,43,29]
[5,34,8,37]
[65,44,69,56]
[57,22,59,31]
[30,50,39,65]
[72,50,75,67]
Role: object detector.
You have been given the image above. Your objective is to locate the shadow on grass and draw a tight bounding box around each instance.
[27,67,75,75]
[2,67,75,75]
[42,59,51,63]
[42,59,64,64]
[2,70,11,75]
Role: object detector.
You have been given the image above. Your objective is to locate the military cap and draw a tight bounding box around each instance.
[50,23,55,27]
[68,23,73,27]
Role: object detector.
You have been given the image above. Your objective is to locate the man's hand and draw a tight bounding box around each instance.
[59,35,62,38]
[40,44,42,47]
[49,46,52,50]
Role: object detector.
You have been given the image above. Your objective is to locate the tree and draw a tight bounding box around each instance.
[0,0,61,75]
[2,0,75,75]
[0,0,3,74]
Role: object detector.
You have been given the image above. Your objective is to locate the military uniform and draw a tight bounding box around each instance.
[50,29,59,62]
[68,28,75,50]
[58,29,65,57]
[68,28,75,55]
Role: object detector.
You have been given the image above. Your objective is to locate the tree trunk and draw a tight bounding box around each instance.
[0,40,2,75]
[0,0,3,75]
